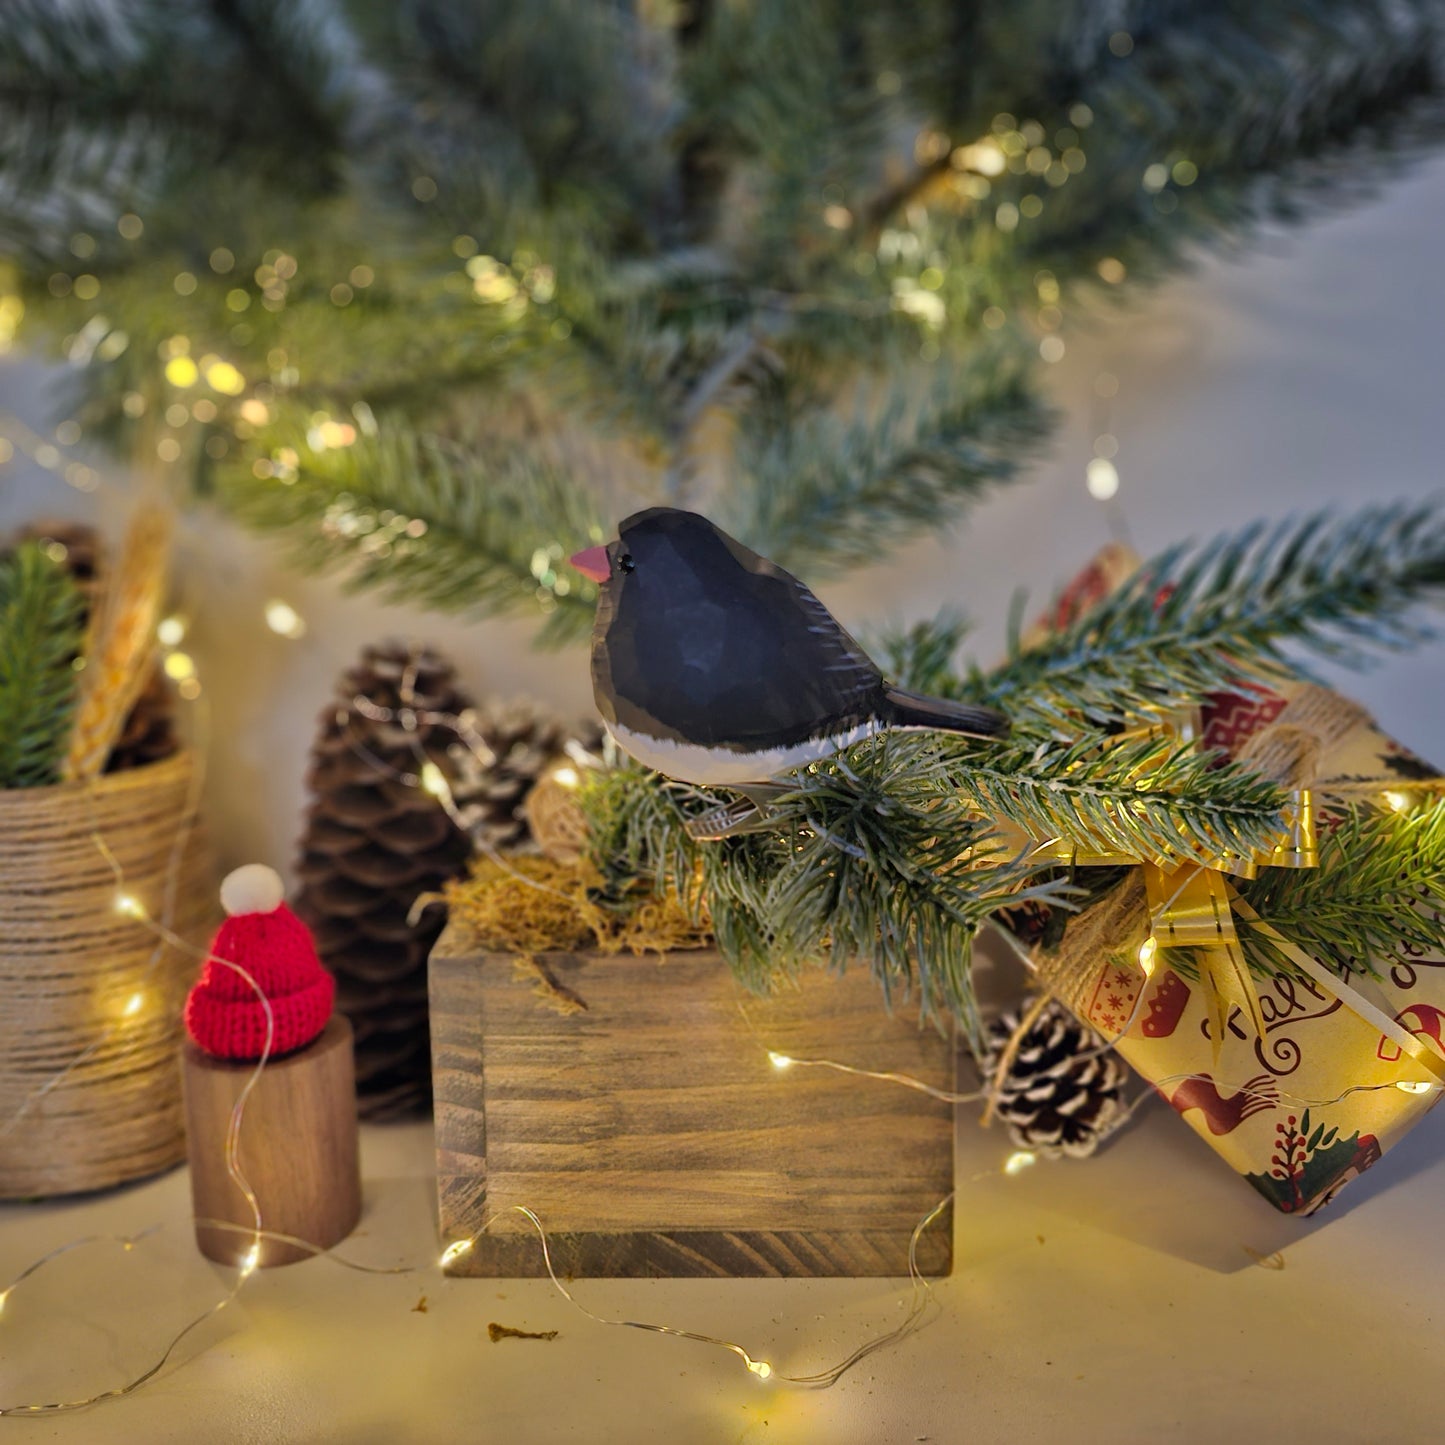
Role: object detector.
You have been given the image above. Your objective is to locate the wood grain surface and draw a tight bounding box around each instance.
[431,938,955,1278]
[182,1014,362,1267]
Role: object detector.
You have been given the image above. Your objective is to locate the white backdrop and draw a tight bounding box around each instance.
[2,158,1443,873]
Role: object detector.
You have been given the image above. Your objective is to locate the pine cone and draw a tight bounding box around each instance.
[980,998,1130,1159]
[292,645,596,1119]
[293,643,475,1119]
[447,699,603,855]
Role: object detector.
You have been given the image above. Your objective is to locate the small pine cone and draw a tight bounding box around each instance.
[980,998,1130,1159]
[448,699,604,856]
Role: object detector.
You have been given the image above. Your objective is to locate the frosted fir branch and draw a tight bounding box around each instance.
[578,749,1078,1040]
[724,362,1051,576]
[979,504,1445,728]
[217,419,600,646]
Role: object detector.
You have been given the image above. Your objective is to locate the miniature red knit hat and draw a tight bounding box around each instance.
[185,864,335,1061]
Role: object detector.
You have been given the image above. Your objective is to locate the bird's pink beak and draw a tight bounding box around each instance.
[569,545,611,584]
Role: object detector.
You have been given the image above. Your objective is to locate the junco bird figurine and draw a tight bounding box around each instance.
[571,508,1008,803]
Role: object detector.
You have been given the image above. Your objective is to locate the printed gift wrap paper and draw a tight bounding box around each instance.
[1025,680,1443,1214]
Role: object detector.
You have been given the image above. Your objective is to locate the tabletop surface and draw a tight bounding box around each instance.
[1,1086,1441,1445]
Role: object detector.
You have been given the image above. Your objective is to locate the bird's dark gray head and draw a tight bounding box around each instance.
[570,507,775,596]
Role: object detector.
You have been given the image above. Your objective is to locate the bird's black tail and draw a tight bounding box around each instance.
[882,685,1010,740]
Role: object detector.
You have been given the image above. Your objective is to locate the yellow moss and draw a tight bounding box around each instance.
[441,855,710,959]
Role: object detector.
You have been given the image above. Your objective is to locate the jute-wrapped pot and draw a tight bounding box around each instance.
[0,751,215,1197]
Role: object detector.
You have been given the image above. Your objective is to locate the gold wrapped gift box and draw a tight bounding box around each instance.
[1013,679,1443,1214]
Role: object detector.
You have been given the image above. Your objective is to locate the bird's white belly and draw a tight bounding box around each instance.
[606,718,881,785]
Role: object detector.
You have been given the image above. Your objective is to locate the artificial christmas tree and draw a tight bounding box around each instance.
[3,3,1445,647]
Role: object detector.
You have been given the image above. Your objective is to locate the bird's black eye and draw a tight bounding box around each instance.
[619,553,635,573]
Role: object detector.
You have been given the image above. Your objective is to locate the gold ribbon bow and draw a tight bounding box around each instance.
[1005,707,1320,1052]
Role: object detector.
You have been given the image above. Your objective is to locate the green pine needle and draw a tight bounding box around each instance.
[1233,798,1445,981]
[979,503,1445,728]
[868,608,973,700]
[952,730,1288,867]
[580,724,1291,1038]
[724,366,1051,576]
[0,542,85,789]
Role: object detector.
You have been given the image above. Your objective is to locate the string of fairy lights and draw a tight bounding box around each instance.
[3,397,1442,1410]
[0,96,1438,1413]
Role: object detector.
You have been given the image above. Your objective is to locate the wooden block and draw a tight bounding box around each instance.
[181,1015,362,1267]
[431,941,955,1279]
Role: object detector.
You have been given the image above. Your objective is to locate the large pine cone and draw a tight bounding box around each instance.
[979,998,1130,1159]
[293,643,592,1119]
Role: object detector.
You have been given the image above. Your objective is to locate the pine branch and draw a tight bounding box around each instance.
[1233,800,1445,981]
[0,0,365,259]
[580,722,1290,1034]
[581,750,1078,1042]
[217,417,600,646]
[362,0,672,233]
[868,609,973,701]
[0,543,85,789]
[723,359,1051,575]
[948,730,1288,867]
[979,504,1445,728]
[1013,1,1445,291]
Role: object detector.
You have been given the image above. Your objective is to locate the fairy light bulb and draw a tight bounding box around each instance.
[1137,937,1158,976]
[239,1244,261,1278]
[746,1357,773,1379]
[768,1052,794,1070]
[263,599,306,639]
[439,1239,474,1268]
[551,766,580,789]
[157,615,185,648]
[420,762,450,798]
[1396,1080,1435,1094]
[114,893,147,920]
[122,992,145,1018]
[1086,457,1120,500]
[1004,1150,1037,1176]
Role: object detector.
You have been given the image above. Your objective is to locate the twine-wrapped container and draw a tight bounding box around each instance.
[0,751,214,1197]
